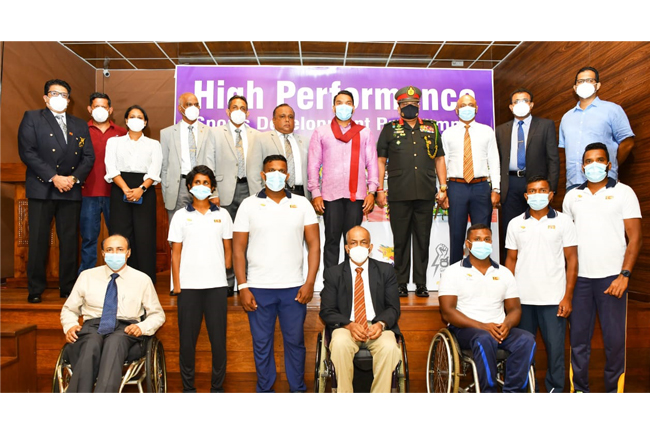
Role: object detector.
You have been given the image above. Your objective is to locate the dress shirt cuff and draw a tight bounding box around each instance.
[104,170,120,183]
[61,320,79,335]
[310,189,322,198]
[143,173,161,186]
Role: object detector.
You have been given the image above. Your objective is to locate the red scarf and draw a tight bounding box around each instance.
[330,118,365,201]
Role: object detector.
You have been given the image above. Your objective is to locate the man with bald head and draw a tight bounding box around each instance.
[160,92,217,222]
[320,225,401,392]
[442,94,501,264]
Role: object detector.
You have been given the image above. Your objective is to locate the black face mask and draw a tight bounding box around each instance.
[400,104,419,120]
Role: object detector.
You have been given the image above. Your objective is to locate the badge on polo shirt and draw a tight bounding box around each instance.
[290,204,297,208]
[606,195,614,200]
[214,219,221,223]
[492,276,499,280]
[548,225,556,229]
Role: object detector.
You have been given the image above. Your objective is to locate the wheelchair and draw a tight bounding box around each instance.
[426,328,535,393]
[314,327,409,393]
[52,335,167,393]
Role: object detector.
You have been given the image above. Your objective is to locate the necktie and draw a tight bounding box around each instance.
[284,134,295,187]
[97,273,119,335]
[188,125,197,168]
[55,114,67,144]
[463,124,474,183]
[235,128,245,178]
[517,120,526,170]
[354,267,369,332]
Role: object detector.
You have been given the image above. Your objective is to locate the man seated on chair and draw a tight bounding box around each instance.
[60,234,165,392]
[319,225,401,393]
[438,223,536,393]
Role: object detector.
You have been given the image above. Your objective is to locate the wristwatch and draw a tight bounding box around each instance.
[71,176,78,184]
[140,185,147,192]
[620,270,632,278]
[492,188,500,194]
[439,184,448,192]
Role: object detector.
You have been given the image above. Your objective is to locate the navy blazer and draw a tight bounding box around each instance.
[320,258,400,334]
[18,108,95,200]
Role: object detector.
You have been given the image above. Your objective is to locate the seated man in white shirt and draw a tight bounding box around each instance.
[60,234,166,393]
[438,223,536,393]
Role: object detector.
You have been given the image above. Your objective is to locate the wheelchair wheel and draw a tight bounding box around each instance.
[313,332,328,393]
[145,337,167,393]
[397,334,409,393]
[52,343,72,393]
[427,328,459,393]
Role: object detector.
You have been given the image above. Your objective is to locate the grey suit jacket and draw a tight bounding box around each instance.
[247,130,311,200]
[160,121,216,211]
[212,123,259,207]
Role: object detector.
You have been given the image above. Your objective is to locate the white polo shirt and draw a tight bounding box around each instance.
[563,178,642,278]
[233,189,318,288]
[168,203,233,289]
[438,257,519,324]
[505,208,578,305]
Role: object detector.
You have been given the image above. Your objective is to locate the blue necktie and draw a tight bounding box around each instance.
[517,120,526,170]
[97,273,119,335]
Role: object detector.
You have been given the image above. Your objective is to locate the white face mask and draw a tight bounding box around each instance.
[49,95,68,112]
[230,109,246,125]
[91,107,109,123]
[576,82,596,99]
[184,105,200,121]
[512,102,531,118]
[349,246,370,264]
[127,117,145,132]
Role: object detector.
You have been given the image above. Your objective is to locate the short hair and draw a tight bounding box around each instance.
[582,142,609,163]
[124,105,149,123]
[272,103,293,117]
[228,94,248,110]
[44,79,71,96]
[186,164,217,190]
[101,234,130,250]
[89,92,112,107]
[509,88,534,104]
[575,66,600,83]
[333,90,354,105]
[526,175,550,187]
[345,225,371,244]
[262,154,287,169]
[466,223,491,240]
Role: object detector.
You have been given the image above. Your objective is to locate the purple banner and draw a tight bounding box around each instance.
[175,65,494,134]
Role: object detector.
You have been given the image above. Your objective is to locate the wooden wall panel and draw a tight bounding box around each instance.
[494,41,650,297]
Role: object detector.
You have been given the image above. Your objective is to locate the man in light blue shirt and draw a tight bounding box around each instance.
[559,66,634,189]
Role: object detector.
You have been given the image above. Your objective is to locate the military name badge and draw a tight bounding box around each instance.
[79,137,85,147]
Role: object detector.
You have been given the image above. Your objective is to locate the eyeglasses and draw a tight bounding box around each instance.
[513,98,531,104]
[576,78,597,85]
[48,90,69,99]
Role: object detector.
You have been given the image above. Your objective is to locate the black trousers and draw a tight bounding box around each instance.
[388,199,434,285]
[222,181,249,288]
[177,287,228,392]
[66,318,141,393]
[500,175,528,260]
[109,172,157,284]
[323,198,363,269]
[27,198,81,296]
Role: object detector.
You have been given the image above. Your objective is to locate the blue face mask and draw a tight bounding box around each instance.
[264,171,287,192]
[335,104,353,121]
[527,193,550,211]
[469,241,492,260]
[104,253,126,271]
[458,106,476,122]
[584,162,608,183]
[190,185,212,201]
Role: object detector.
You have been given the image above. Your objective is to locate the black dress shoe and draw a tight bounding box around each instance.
[27,294,42,303]
[227,286,234,297]
[398,284,408,297]
[415,284,429,298]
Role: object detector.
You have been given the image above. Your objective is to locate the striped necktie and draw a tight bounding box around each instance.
[235,128,245,178]
[188,125,197,167]
[55,114,68,144]
[284,134,295,187]
[463,124,474,183]
[354,267,369,332]
[517,120,526,170]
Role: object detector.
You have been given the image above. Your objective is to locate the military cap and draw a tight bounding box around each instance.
[395,86,422,103]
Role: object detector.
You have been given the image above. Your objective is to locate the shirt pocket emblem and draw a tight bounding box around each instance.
[492,276,499,280]
[214,219,221,223]
[547,225,556,229]
[290,204,297,208]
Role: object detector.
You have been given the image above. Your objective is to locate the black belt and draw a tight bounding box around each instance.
[509,170,526,178]
[286,185,304,195]
[237,177,247,183]
[181,174,187,179]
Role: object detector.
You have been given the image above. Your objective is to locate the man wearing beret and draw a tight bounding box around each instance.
[376,86,447,297]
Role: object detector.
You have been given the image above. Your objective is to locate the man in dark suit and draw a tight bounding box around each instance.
[319,225,401,393]
[18,79,95,303]
[496,88,559,257]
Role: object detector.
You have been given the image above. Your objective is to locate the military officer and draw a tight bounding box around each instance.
[376,86,447,297]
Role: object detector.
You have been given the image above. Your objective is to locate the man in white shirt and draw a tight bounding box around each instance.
[505,176,578,392]
[160,92,217,222]
[439,224,536,393]
[60,234,165,393]
[442,94,501,265]
[233,154,320,393]
[562,142,642,393]
[247,104,310,199]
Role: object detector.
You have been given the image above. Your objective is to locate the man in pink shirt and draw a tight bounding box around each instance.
[308,90,378,269]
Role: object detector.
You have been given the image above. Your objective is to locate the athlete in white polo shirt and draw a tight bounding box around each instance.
[563,142,642,393]
[168,165,233,393]
[233,154,320,393]
[505,175,578,393]
[439,223,536,393]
